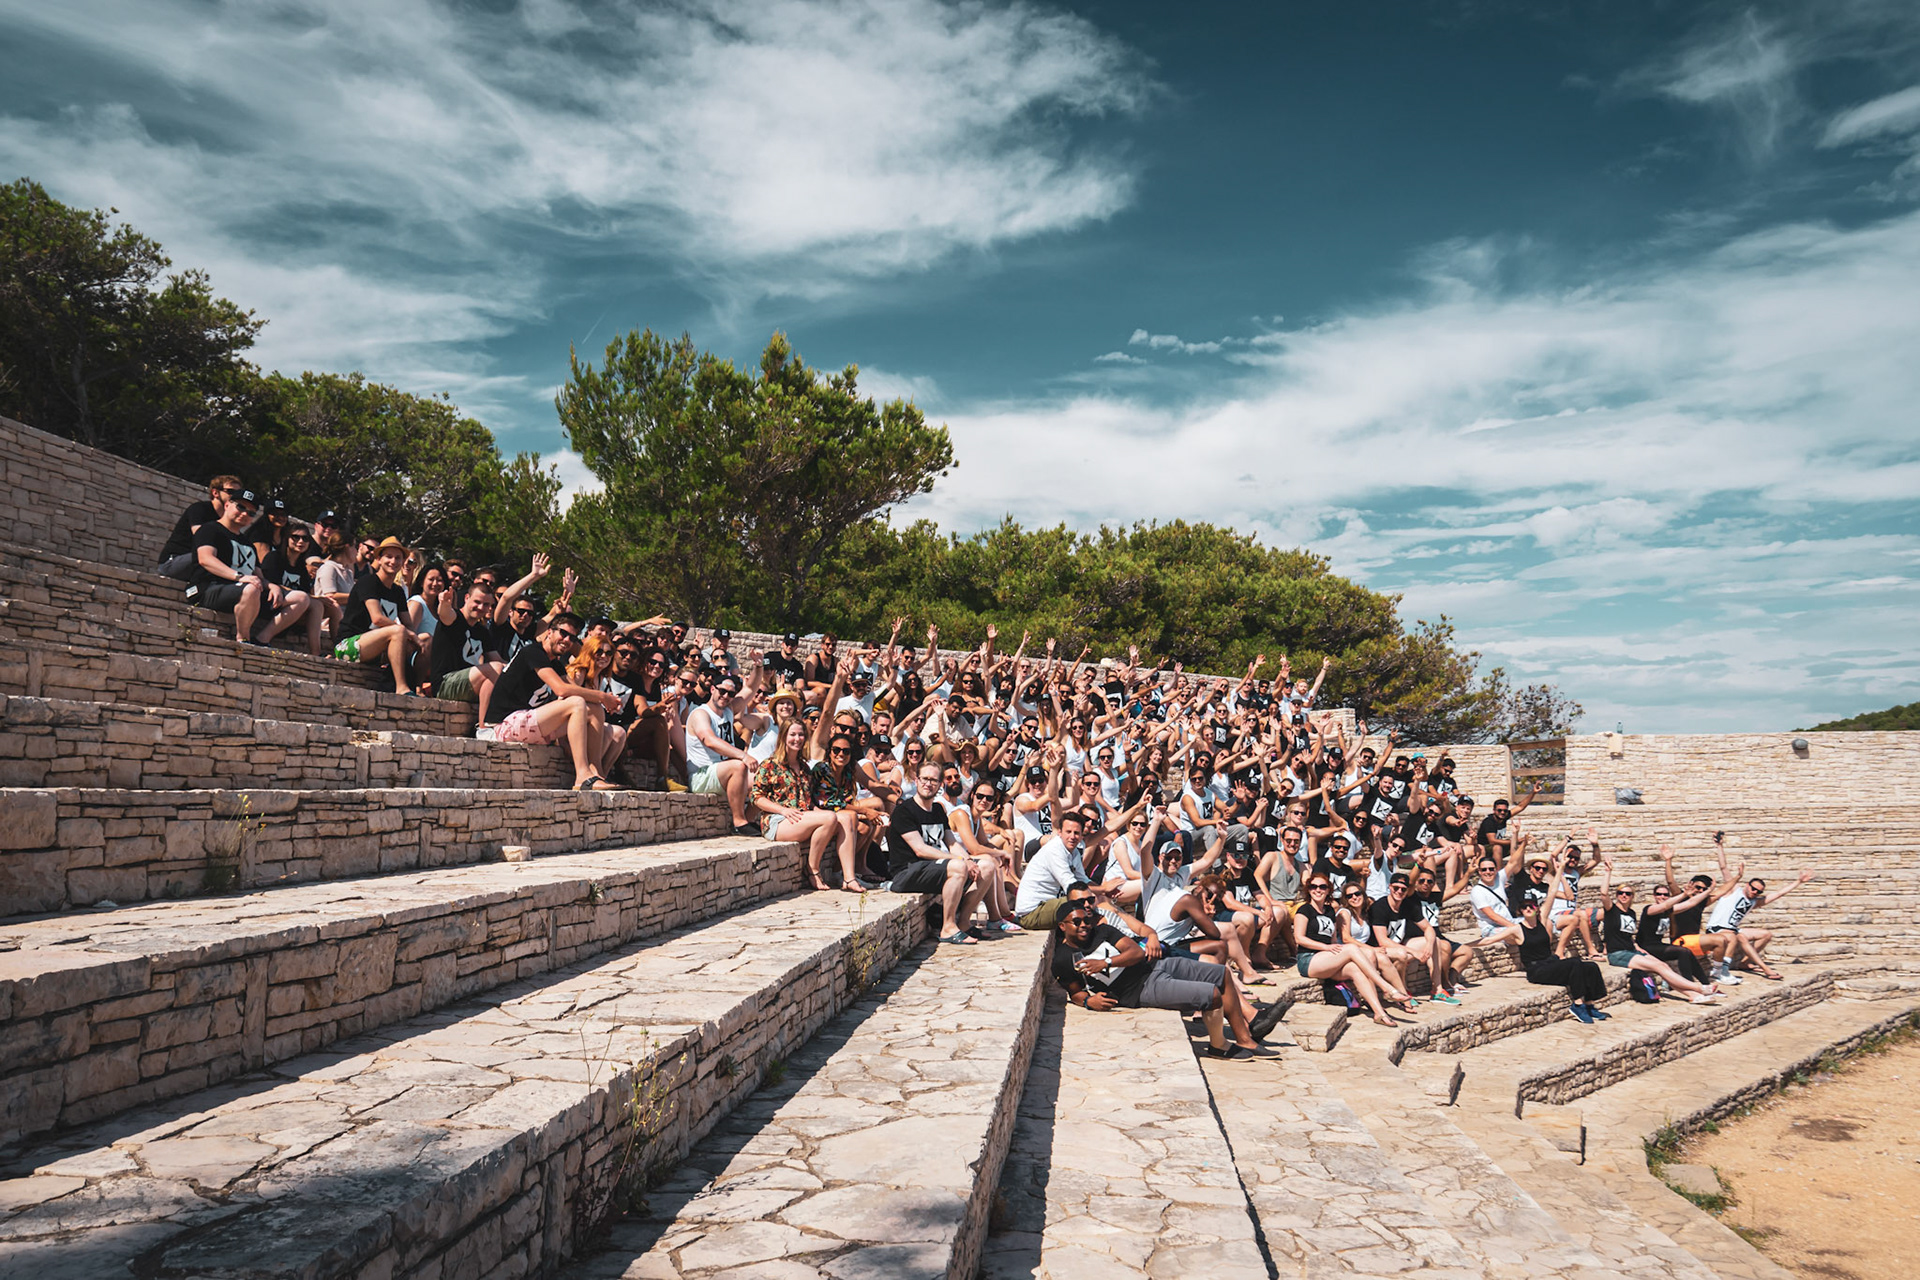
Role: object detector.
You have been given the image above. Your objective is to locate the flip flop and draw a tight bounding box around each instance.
[941,931,977,946]
[574,775,621,791]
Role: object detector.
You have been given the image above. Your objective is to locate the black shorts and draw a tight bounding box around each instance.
[890,860,951,894]
[198,581,249,613]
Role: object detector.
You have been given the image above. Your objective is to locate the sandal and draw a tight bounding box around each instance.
[574,775,621,791]
[941,931,977,946]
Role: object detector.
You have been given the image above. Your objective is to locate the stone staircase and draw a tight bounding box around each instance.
[4,412,1918,1278]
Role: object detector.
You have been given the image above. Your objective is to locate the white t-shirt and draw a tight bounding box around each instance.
[1469,873,1512,937]
[1015,837,1088,915]
[684,705,735,772]
[835,691,878,722]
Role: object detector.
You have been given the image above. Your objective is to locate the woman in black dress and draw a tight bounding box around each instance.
[1518,849,1610,1023]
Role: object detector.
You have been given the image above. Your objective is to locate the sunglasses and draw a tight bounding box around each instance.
[828,747,852,756]
[554,630,581,644]
[1308,882,1331,891]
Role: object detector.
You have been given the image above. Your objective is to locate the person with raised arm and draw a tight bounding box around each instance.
[1596,854,1721,1002]
[1705,866,1815,981]
[1518,845,1610,1023]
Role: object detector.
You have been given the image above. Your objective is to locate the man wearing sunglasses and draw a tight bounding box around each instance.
[158,474,243,580]
[489,553,553,659]
[474,611,624,791]
[1052,894,1275,1059]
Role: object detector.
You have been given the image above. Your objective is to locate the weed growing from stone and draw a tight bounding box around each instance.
[204,792,262,893]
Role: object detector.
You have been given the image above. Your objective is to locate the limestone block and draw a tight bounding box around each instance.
[1660,1163,1722,1198]
[1283,1002,1348,1052]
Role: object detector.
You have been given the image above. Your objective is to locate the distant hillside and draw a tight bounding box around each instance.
[1804,702,1920,732]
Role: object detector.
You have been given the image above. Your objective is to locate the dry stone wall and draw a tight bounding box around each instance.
[0,414,201,572]
[1,785,731,913]
[1564,731,1920,805]
[0,839,805,1146]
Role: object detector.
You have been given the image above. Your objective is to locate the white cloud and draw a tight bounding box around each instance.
[1128,328,1226,354]
[1822,84,1920,145]
[901,209,1920,730]
[0,0,1148,398]
[1095,351,1144,364]
[1630,10,1803,159]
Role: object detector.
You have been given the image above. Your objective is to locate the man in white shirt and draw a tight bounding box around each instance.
[1467,855,1522,945]
[685,675,756,835]
[1705,869,1813,981]
[1017,811,1099,930]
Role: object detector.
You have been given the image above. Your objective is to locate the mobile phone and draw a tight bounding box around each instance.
[1712,831,1724,845]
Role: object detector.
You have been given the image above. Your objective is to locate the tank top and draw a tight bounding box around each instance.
[1012,794,1051,844]
[1145,880,1195,945]
[684,706,735,771]
[1636,906,1672,948]
[1342,908,1373,945]
[1175,782,1212,833]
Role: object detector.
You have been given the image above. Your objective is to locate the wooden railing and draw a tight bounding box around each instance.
[1509,738,1566,805]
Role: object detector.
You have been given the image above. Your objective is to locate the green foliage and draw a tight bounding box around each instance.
[0,178,262,475]
[806,518,1521,743]
[248,371,558,563]
[1804,701,1920,732]
[557,329,952,626]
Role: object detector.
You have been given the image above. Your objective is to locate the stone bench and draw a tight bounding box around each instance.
[1,784,728,914]
[0,890,935,1279]
[575,931,1051,1280]
[1,639,476,736]
[0,835,803,1146]
[0,695,570,792]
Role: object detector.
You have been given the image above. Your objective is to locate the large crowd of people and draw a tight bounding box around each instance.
[158,483,1813,1058]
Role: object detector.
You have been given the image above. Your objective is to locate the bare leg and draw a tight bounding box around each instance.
[1630,954,1714,996]
[939,859,971,935]
[233,582,263,644]
[599,724,629,778]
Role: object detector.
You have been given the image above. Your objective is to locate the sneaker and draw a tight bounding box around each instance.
[1719,970,1744,985]
[1570,1004,1595,1024]
[1688,992,1718,1004]
[666,779,689,793]
[1432,992,1461,1006]
[1590,1008,1610,1020]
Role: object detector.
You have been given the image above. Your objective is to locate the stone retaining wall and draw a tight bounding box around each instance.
[1,543,393,692]
[1390,971,1632,1064]
[0,641,474,735]
[0,695,566,792]
[1516,973,1837,1107]
[0,840,809,1146]
[1565,731,1920,806]
[1,786,731,914]
[0,414,201,573]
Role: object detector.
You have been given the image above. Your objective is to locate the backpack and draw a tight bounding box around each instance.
[1323,979,1362,1011]
[1628,972,1660,1003]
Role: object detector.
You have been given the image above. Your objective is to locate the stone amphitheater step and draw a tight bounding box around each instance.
[1531,802,1920,870]
[2,784,727,914]
[1,638,475,737]
[0,889,935,1280]
[0,539,427,697]
[1550,990,1920,1280]
[0,834,793,1146]
[1316,1040,1718,1280]
[567,931,1050,1280]
[0,413,199,574]
[0,694,570,792]
[979,991,1268,1280]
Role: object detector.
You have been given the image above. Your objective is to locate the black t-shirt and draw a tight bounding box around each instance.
[886,798,952,877]
[602,673,640,728]
[1052,922,1151,1007]
[1477,813,1512,845]
[185,522,258,599]
[1400,811,1442,849]
[1299,902,1341,948]
[1506,874,1550,920]
[1603,903,1639,953]
[1637,906,1673,949]
[161,500,218,563]
[485,645,560,724]
[1669,895,1708,938]
[260,548,310,594]
[766,652,805,684]
[1368,895,1425,944]
[341,575,409,641]
[431,613,495,682]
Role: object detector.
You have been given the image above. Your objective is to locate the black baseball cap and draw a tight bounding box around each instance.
[1025,765,1045,782]
[1225,833,1252,858]
[588,615,616,631]
[232,489,261,509]
[262,497,287,518]
[314,510,341,525]
[715,628,731,640]
[782,631,799,644]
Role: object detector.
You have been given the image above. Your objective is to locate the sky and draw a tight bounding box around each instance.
[3,0,1917,733]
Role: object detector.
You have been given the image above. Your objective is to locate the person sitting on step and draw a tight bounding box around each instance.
[1052,896,1278,1060]
[474,611,624,791]
[1596,854,1721,1004]
[1704,866,1815,982]
[1518,848,1611,1023]
[158,473,241,580]
[183,488,313,649]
